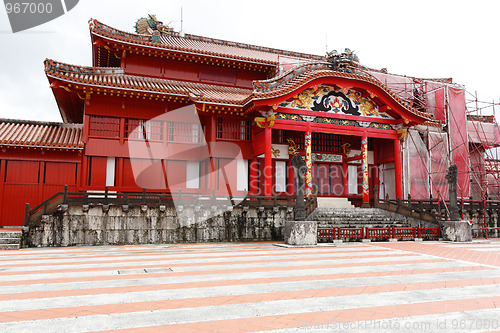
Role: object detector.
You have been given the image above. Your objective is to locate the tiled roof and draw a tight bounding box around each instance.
[251,62,435,122]
[0,119,83,149]
[467,115,496,123]
[89,19,323,66]
[486,159,500,173]
[45,59,253,106]
[45,58,439,125]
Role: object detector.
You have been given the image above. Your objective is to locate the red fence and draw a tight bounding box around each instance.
[317,226,440,241]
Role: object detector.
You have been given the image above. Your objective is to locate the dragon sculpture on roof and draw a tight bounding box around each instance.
[326,48,359,73]
[135,14,173,34]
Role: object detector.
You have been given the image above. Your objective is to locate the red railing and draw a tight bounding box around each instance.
[418,227,441,238]
[338,228,364,239]
[317,228,336,239]
[317,226,441,241]
[392,227,416,238]
[366,228,391,239]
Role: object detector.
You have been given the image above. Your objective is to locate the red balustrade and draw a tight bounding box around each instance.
[316,226,441,241]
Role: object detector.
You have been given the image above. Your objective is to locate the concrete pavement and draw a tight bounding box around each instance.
[0,240,499,332]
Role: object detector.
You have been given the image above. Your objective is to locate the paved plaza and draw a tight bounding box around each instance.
[0,240,500,332]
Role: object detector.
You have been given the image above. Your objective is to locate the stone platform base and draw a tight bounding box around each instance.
[440,220,472,242]
[284,221,317,246]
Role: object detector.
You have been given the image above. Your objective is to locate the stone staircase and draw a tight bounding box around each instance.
[0,229,23,250]
[314,207,411,229]
[316,197,354,209]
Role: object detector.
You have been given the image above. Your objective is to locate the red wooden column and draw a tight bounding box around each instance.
[372,164,379,199]
[342,160,348,196]
[0,160,5,220]
[304,128,312,197]
[249,158,258,195]
[264,123,272,196]
[81,155,89,188]
[209,115,218,194]
[361,135,369,207]
[116,158,124,188]
[287,161,295,195]
[394,138,403,199]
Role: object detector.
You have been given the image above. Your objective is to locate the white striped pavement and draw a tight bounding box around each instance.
[0,241,499,332]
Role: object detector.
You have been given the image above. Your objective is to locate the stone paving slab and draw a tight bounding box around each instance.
[0,240,499,332]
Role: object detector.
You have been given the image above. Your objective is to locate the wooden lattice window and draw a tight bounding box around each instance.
[127,119,163,141]
[312,133,343,153]
[273,130,304,150]
[89,116,120,138]
[166,121,203,143]
[217,118,250,140]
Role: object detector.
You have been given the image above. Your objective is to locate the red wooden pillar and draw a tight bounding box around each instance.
[304,129,312,197]
[81,156,89,188]
[119,118,126,144]
[120,50,127,68]
[82,114,90,143]
[249,158,258,195]
[342,160,348,196]
[394,138,403,200]
[209,115,218,193]
[75,156,82,191]
[0,160,5,223]
[372,164,379,199]
[361,135,369,206]
[116,157,124,188]
[264,124,272,196]
[287,161,295,195]
[36,161,45,205]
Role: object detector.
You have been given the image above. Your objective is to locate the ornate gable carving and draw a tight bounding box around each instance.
[279,85,394,120]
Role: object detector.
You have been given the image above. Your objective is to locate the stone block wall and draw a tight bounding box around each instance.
[27,205,293,247]
[461,209,500,238]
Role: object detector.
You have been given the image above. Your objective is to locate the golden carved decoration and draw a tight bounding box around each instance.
[397,128,407,140]
[287,138,298,155]
[341,142,351,158]
[254,115,275,128]
[290,89,316,109]
[271,147,280,158]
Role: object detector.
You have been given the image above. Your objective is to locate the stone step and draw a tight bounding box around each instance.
[316,208,382,212]
[0,230,22,250]
[0,244,20,250]
[315,210,390,214]
[314,207,409,229]
[318,224,410,228]
[0,238,22,244]
[316,216,395,220]
[315,215,394,220]
[0,232,22,239]
[317,222,398,226]
[317,198,354,209]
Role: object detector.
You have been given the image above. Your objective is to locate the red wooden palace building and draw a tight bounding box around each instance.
[0,16,461,226]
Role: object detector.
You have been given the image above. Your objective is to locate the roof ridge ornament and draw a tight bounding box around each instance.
[135,14,174,35]
[326,48,359,73]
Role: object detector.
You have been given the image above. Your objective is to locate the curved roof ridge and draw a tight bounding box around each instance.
[89,19,323,66]
[45,59,253,106]
[44,59,124,76]
[252,66,435,122]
